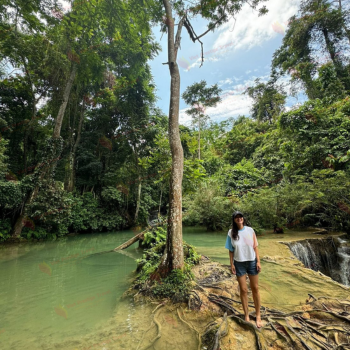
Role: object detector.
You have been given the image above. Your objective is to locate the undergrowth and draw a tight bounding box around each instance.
[132,224,201,302]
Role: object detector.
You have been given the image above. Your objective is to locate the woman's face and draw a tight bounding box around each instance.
[234,215,244,225]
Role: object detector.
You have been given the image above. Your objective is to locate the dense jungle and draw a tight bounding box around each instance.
[0,0,350,349]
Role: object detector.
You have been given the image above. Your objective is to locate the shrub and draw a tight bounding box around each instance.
[133,232,200,302]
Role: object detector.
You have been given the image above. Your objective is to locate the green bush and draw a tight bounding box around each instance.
[134,238,200,302]
[141,226,167,248]
[0,219,11,241]
[183,178,234,231]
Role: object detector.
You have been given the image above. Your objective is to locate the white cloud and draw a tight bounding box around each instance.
[179,108,193,126]
[219,78,234,86]
[205,94,253,121]
[179,74,275,124]
[215,0,300,50]
[187,0,301,66]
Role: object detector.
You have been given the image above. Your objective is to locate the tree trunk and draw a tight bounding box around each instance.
[198,120,201,160]
[65,99,85,192]
[322,28,336,61]
[114,230,145,251]
[159,188,163,217]
[321,27,344,79]
[156,0,184,278]
[53,64,77,139]
[134,179,142,223]
[11,64,77,238]
[11,213,25,239]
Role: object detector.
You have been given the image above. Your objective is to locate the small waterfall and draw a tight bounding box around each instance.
[290,242,314,268]
[338,247,350,287]
[307,242,319,270]
[288,236,350,286]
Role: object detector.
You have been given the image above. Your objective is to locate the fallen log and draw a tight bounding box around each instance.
[114,230,146,251]
[114,219,168,251]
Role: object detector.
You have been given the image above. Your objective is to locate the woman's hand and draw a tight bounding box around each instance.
[256,261,261,273]
[231,264,236,275]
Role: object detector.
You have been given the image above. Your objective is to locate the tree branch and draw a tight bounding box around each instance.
[174,16,186,58]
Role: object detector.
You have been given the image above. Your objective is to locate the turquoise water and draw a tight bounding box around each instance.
[0,231,143,350]
[0,227,348,350]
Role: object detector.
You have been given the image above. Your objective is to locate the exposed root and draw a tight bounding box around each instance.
[191,259,350,350]
[132,256,350,350]
[176,307,201,350]
[136,305,163,350]
[188,290,202,310]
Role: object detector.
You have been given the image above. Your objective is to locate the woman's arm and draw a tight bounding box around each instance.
[253,232,261,272]
[229,250,236,274]
[254,246,261,272]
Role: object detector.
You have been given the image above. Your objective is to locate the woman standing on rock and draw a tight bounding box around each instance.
[225,211,262,328]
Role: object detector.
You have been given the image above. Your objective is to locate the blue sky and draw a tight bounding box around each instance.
[148,0,307,126]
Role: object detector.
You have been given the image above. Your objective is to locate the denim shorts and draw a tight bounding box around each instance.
[234,258,259,277]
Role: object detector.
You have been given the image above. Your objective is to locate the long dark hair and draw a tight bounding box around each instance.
[231,213,248,241]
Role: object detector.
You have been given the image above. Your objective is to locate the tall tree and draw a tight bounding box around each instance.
[245,79,286,124]
[156,0,268,277]
[272,0,350,99]
[182,80,222,160]
[2,0,158,237]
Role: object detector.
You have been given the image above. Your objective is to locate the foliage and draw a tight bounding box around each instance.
[235,169,350,233]
[183,94,350,234]
[0,218,11,241]
[133,239,200,302]
[222,116,270,166]
[182,80,222,131]
[21,226,51,241]
[279,97,350,177]
[0,0,350,245]
[218,159,267,196]
[141,225,167,248]
[0,181,23,210]
[245,79,286,123]
[272,0,350,99]
[183,178,234,231]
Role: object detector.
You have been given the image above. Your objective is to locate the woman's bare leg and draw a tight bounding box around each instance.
[248,274,262,328]
[237,275,250,322]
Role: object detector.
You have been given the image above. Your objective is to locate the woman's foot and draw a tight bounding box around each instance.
[244,315,250,323]
[256,315,262,328]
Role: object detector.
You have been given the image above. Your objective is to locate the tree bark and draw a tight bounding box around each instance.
[321,27,344,79]
[65,99,85,192]
[53,64,77,139]
[159,188,163,217]
[114,231,145,251]
[134,179,142,223]
[198,119,201,160]
[156,0,184,277]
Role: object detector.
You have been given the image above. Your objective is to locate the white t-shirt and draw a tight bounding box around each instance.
[228,226,258,262]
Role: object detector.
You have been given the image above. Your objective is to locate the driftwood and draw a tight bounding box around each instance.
[114,230,146,251]
[114,219,167,251]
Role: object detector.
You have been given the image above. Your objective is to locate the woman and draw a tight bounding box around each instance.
[225,211,262,328]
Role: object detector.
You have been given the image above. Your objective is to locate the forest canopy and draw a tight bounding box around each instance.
[0,0,349,243]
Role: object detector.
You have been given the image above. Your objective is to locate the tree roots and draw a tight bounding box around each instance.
[191,260,350,350]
